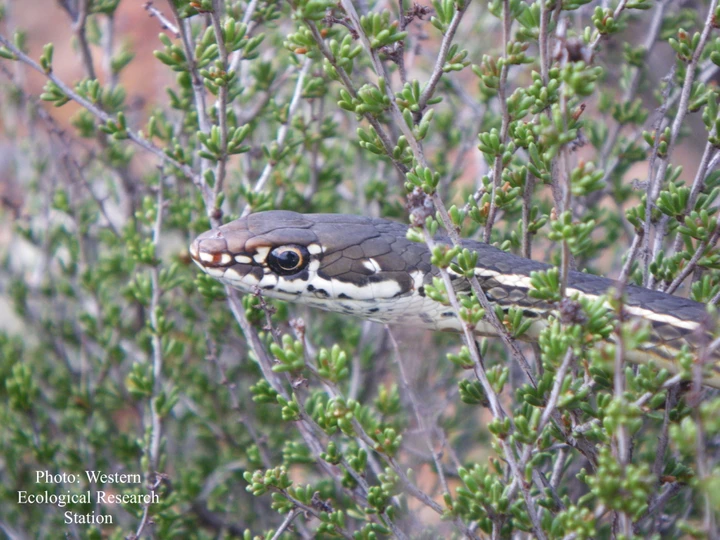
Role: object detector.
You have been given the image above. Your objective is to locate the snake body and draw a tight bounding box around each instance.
[191,211,718,387]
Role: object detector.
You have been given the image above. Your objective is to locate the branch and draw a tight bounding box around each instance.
[0,33,198,184]
[240,59,312,217]
[483,0,511,243]
[416,1,471,113]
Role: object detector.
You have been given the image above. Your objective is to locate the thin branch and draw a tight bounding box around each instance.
[387,327,450,496]
[665,218,720,295]
[270,509,300,540]
[646,0,719,286]
[618,229,643,283]
[69,0,97,80]
[144,1,181,36]
[588,0,631,52]
[612,300,631,537]
[537,348,574,435]
[421,227,547,540]
[0,32,198,182]
[483,0,511,243]
[598,0,668,167]
[416,1,471,113]
[670,143,719,256]
[241,59,312,217]
[147,175,166,475]
[304,19,407,176]
[340,0,428,167]
[210,1,231,211]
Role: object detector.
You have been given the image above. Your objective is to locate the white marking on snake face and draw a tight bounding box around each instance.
[219,253,232,265]
[204,266,225,278]
[369,279,403,300]
[258,274,278,288]
[241,271,260,286]
[363,258,382,273]
[307,243,323,255]
[223,267,243,282]
[199,252,216,264]
[235,255,252,264]
[332,280,372,300]
[253,246,270,263]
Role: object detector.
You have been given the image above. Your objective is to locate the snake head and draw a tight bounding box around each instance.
[190,211,319,294]
[190,211,430,311]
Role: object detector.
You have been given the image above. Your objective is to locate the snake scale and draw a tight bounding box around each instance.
[190,211,719,388]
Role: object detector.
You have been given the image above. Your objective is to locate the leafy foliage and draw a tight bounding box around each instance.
[0,0,720,537]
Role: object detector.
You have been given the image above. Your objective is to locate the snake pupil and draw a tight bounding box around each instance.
[278,251,299,269]
[268,245,308,275]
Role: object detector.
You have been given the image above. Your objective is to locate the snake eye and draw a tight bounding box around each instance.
[267,245,309,275]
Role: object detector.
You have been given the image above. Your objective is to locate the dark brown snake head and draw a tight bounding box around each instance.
[189,210,432,305]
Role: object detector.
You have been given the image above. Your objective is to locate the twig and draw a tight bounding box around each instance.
[166,2,216,213]
[588,0,631,52]
[618,229,643,283]
[428,193,536,386]
[664,219,720,295]
[646,0,719,286]
[340,0,428,167]
[612,299,632,537]
[536,348,575,435]
[0,32,198,183]
[421,227,547,540]
[65,0,97,80]
[209,1,231,212]
[483,0,511,243]
[538,0,550,84]
[642,69,675,288]
[646,385,679,536]
[521,173,536,259]
[670,144,719,256]
[147,175,166,475]
[274,489,355,540]
[228,0,260,73]
[304,19,407,176]
[598,0,668,167]
[416,1,471,113]
[270,509,300,540]
[387,328,450,496]
[144,1,180,36]
[241,59,312,217]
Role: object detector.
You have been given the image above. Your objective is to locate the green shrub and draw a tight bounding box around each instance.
[1,0,720,537]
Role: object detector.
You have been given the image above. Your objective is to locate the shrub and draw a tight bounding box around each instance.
[1,0,720,537]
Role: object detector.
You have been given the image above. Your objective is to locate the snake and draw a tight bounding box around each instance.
[190,210,719,388]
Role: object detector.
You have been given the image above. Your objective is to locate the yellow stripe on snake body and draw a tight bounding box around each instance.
[190,211,719,388]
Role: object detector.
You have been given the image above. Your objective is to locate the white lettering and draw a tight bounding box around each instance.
[64,511,113,525]
[36,471,78,484]
[86,471,142,484]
